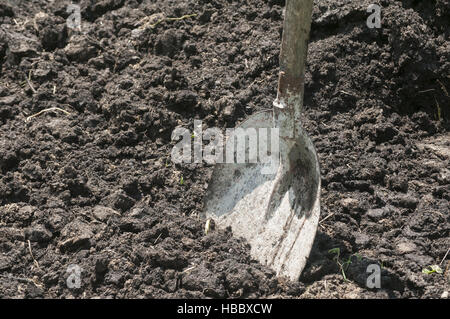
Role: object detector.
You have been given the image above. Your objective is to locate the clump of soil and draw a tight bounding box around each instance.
[0,0,448,298]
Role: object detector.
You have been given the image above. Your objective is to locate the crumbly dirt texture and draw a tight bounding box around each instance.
[0,0,449,299]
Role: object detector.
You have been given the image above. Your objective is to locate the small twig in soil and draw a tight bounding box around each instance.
[165,14,197,22]
[440,248,449,266]
[249,78,265,88]
[27,240,41,270]
[339,90,353,96]
[0,274,42,288]
[418,89,435,94]
[154,233,162,245]
[318,212,333,231]
[182,265,196,273]
[26,107,71,122]
[25,71,37,94]
[319,213,334,225]
[151,13,197,28]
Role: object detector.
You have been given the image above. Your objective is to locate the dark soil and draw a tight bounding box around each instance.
[0,0,449,299]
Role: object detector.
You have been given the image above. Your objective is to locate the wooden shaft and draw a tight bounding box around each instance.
[275,0,313,138]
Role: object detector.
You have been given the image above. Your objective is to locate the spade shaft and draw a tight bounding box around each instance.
[274,0,313,140]
[203,0,320,281]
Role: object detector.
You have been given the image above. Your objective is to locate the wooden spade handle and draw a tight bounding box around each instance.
[274,0,313,138]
